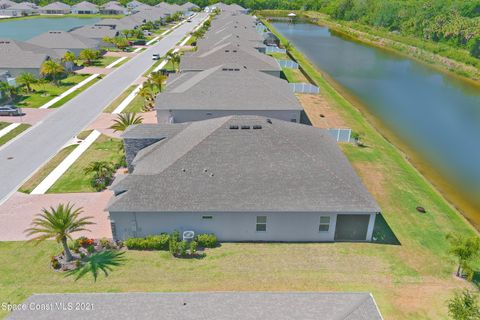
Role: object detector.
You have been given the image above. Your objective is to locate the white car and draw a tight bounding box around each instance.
[152,53,160,60]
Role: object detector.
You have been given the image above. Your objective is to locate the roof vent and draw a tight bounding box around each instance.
[253,125,262,129]
[204,168,208,172]
[229,125,239,129]
[241,125,250,129]
[266,119,272,124]
[181,168,186,172]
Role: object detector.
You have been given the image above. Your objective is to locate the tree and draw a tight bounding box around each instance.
[109,112,144,132]
[149,72,167,92]
[79,49,99,67]
[62,51,76,72]
[138,86,155,111]
[167,51,181,72]
[17,72,37,93]
[24,203,94,262]
[448,290,480,320]
[0,82,19,101]
[65,250,126,282]
[468,36,480,58]
[446,233,480,279]
[40,60,65,85]
[84,161,116,191]
[283,40,292,51]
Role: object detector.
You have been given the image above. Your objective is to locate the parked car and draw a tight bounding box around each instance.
[187,19,192,22]
[0,105,22,116]
[152,53,160,60]
[129,39,146,46]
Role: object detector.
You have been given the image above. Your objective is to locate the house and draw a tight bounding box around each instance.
[99,1,128,15]
[0,39,60,76]
[9,292,383,319]
[155,66,302,123]
[0,0,15,9]
[27,30,101,56]
[70,25,118,42]
[1,2,38,16]
[180,43,282,77]
[40,1,71,14]
[71,1,99,14]
[110,115,380,242]
[126,0,143,10]
[154,2,177,15]
[180,2,199,11]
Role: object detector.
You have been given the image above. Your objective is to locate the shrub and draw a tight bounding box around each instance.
[169,236,178,256]
[190,240,197,254]
[125,234,170,251]
[178,241,188,257]
[196,234,218,248]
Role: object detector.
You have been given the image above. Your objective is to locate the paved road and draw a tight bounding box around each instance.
[0,13,207,204]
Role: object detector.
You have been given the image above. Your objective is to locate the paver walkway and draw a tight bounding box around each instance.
[0,108,54,125]
[75,67,115,75]
[0,191,112,241]
[104,51,137,58]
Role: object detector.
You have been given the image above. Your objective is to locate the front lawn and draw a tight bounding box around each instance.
[16,74,90,109]
[0,123,30,146]
[48,134,124,193]
[76,56,118,68]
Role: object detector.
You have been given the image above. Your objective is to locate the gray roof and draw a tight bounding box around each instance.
[181,43,280,73]
[109,115,381,213]
[70,25,118,39]
[180,1,199,10]
[27,31,100,53]
[156,66,300,111]
[8,292,383,320]
[0,0,16,9]
[7,2,37,10]
[0,39,59,69]
[100,2,126,11]
[71,1,98,10]
[40,1,71,10]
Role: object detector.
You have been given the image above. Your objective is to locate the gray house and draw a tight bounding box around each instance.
[0,2,38,16]
[0,0,15,9]
[9,292,383,320]
[40,1,71,14]
[71,1,98,14]
[155,66,302,123]
[180,42,281,76]
[0,39,59,76]
[27,30,101,56]
[109,115,380,242]
[70,25,118,42]
[99,1,128,15]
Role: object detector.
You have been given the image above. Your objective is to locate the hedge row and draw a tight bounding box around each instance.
[125,233,217,250]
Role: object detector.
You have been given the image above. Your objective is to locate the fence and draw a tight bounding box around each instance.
[256,24,267,33]
[289,83,320,94]
[276,59,299,69]
[265,46,286,54]
[328,128,352,143]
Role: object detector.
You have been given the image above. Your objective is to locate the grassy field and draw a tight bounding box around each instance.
[48,135,123,193]
[18,145,78,194]
[0,123,30,146]
[16,74,90,109]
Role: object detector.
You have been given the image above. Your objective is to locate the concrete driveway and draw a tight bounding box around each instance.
[0,13,207,204]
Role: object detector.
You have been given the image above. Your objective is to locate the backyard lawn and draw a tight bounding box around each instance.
[16,74,90,108]
[47,134,124,193]
[0,123,30,146]
[282,68,309,83]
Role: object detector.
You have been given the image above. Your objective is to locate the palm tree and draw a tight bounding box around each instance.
[283,41,292,51]
[40,59,65,85]
[62,51,76,72]
[79,49,99,67]
[109,112,144,132]
[17,72,37,93]
[0,82,19,101]
[65,250,125,282]
[446,233,480,279]
[149,72,167,92]
[84,161,116,190]
[24,203,94,262]
[167,51,181,72]
[138,86,154,110]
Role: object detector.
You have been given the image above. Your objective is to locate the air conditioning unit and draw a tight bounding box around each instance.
[183,230,195,241]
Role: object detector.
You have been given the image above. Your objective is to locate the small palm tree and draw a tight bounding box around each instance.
[17,72,37,93]
[167,51,181,72]
[40,59,65,85]
[79,49,99,66]
[447,233,480,279]
[138,86,154,110]
[84,161,116,190]
[65,250,126,282]
[24,203,94,262]
[149,72,167,92]
[283,41,292,51]
[0,82,19,101]
[109,112,143,132]
[62,51,76,72]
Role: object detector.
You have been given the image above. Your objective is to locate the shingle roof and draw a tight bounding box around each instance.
[9,292,383,320]
[0,0,16,9]
[27,31,99,53]
[71,1,98,10]
[7,2,37,10]
[70,25,118,39]
[0,39,59,69]
[156,66,300,111]
[109,115,381,213]
[100,1,126,11]
[41,1,71,10]
[180,1,199,10]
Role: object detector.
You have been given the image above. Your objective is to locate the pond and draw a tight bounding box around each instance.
[0,17,100,40]
[271,21,480,218]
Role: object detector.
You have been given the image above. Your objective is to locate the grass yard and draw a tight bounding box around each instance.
[16,74,90,109]
[267,52,290,60]
[104,85,137,113]
[282,68,309,83]
[0,122,9,130]
[18,144,78,194]
[122,94,145,113]
[0,123,30,146]
[49,77,99,109]
[76,56,118,68]
[262,19,478,319]
[47,134,124,193]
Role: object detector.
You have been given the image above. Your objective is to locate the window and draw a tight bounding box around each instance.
[256,216,267,232]
[202,216,213,220]
[319,216,330,232]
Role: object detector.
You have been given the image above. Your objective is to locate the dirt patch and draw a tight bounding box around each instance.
[296,93,348,128]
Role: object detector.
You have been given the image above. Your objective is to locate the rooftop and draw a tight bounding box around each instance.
[27,31,99,52]
[40,1,71,10]
[0,39,59,69]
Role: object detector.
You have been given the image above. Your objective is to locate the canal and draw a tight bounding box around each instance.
[0,17,100,40]
[271,21,480,222]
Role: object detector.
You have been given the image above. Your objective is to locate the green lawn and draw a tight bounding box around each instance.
[0,123,30,146]
[47,135,124,193]
[76,56,118,68]
[0,122,9,130]
[262,19,477,319]
[49,77,99,109]
[18,144,78,194]
[16,74,90,109]
[267,52,290,60]
[122,94,145,113]
[281,68,309,83]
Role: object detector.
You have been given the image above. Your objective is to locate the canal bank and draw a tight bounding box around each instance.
[262,19,480,232]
